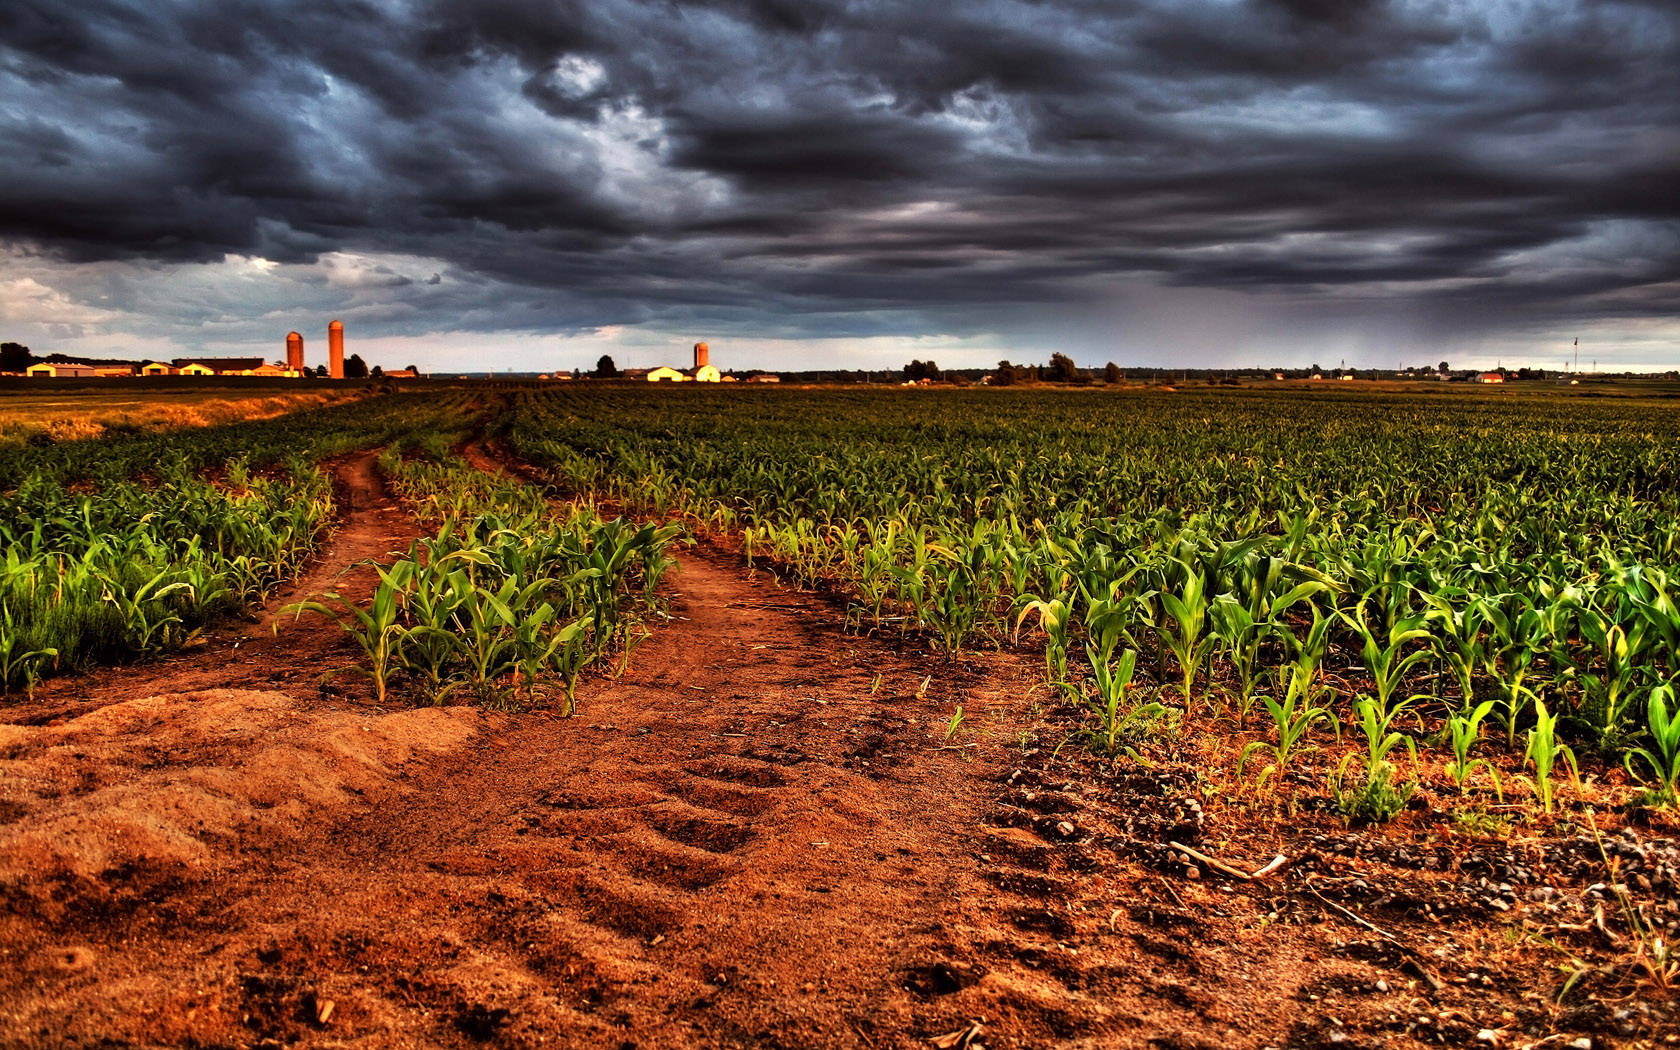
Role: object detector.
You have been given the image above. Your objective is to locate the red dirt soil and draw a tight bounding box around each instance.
[1,452,1673,1048]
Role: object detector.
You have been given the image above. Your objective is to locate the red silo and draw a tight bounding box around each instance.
[694,341,709,369]
[328,320,344,379]
[285,331,304,373]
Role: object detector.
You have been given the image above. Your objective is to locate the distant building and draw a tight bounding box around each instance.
[1478,372,1505,384]
[242,362,301,377]
[169,357,296,377]
[25,362,100,378]
[93,365,137,377]
[647,342,722,382]
[746,374,781,383]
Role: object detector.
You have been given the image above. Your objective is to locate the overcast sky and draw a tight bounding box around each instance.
[2,0,1676,372]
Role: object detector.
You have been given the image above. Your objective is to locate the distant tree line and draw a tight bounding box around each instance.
[989,353,1100,386]
[0,342,32,372]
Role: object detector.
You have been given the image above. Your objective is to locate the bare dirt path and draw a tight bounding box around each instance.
[3,528,1116,1048]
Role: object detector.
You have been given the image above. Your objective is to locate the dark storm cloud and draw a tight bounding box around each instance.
[2,0,1677,341]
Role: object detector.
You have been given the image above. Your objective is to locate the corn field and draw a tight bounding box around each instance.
[276,442,678,710]
[0,393,474,693]
[506,384,1680,816]
[8,381,1679,818]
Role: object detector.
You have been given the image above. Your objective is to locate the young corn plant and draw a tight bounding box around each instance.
[1083,587,1140,671]
[0,608,57,698]
[1332,695,1418,824]
[1524,695,1578,815]
[942,704,966,747]
[541,616,596,715]
[1420,587,1490,710]
[1339,598,1435,714]
[1238,664,1337,796]
[97,568,196,654]
[1445,698,1504,799]
[279,560,413,704]
[1572,605,1650,754]
[1082,646,1166,761]
[1155,555,1217,711]
[1274,599,1334,707]
[1484,595,1554,747]
[922,543,992,658]
[1625,683,1680,809]
[1210,595,1269,718]
[1017,594,1074,693]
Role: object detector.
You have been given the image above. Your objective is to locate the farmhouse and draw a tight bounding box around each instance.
[173,357,262,375]
[241,362,301,377]
[168,357,300,377]
[646,342,722,383]
[140,361,176,376]
[25,362,101,378]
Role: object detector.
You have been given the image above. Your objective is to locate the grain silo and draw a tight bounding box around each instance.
[694,341,709,369]
[286,331,304,373]
[328,320,344,379]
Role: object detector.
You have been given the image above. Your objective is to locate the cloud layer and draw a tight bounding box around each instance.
[2,0,1677,367]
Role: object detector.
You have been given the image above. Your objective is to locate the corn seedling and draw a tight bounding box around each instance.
[1625,682,1680,809]
[1331,695,1418,824]
[1339,598,1435,714]
[942,704,965,746]
[1238,664,1336,793]
[280,561,412,704]
[1155,555,1217,710]
[1523,695,1578,815]
[1082,647,1166,760]
[1445,698,1503,799]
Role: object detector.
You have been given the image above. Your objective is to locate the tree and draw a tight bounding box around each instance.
[1103,361,1122,384]
[313,364,328,378]
[1438,360,1450,374]
[345,353,369,379]
[0,342,32,372]
[370,364,384,378]
[902,359,940,381]
[595,354,620,378]
[993,360,1017,386]
[405,364,419,375]
[1048,352,1080,383]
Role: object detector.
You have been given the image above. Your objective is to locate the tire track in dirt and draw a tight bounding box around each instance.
[211,545,1065,1049]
